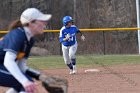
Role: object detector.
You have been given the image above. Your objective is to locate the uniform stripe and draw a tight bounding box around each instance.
[0,69,11,75]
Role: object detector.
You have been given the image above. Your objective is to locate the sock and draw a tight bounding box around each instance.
[6,88,18,93]
[67,63,73,70]
[71,58,76,65]
[19,92,27,93]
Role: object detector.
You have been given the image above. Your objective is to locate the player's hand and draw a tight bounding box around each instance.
[23,81,37,93]
[81,35,85,41]
[66,34,70,39]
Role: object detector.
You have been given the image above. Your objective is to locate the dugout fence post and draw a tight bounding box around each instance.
[102,31,106,55]
[136,0,140,54]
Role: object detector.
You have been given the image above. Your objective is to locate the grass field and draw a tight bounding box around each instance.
[28,55,140,69]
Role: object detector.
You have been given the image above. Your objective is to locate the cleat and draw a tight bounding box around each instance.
[73,65,77,74]
[69,66,77,75]
[69,69,73,74]
[72,70,76,74]
[69,71,76,75]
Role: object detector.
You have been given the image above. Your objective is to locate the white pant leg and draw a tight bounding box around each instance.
[69,43,77,59]
[62,45,71,64]
[5,88,18,93]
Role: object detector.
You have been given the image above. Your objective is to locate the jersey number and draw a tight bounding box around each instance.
[69,37,74,41]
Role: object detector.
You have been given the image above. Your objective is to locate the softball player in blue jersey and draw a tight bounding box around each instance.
[59,16,85,74]
[0,8,51,93]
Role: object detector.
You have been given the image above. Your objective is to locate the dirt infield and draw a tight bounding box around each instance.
[1,64,140,93]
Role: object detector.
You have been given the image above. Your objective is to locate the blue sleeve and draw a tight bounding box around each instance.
[59,37,64,43]
[75,26,80,33]
[3,30,25,54]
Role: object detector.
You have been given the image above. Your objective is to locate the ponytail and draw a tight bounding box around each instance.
[8,19,23,31]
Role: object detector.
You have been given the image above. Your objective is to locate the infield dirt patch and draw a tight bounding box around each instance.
[1,64,140,93]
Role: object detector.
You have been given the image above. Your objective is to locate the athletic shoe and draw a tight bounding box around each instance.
[73,65,77,74]
[69,66,77,75]
[69,69,73,74]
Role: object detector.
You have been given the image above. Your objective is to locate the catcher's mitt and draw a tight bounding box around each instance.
[39,74,68,93]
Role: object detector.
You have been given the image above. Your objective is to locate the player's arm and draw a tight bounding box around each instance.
[23,64,68,93]
[26,68,41,80]
[4,51,30,86]
[25,67,68,93]
[59,29,70,42]
[60,37,69,42]
[63,34,70,41]
[77,30,85,41]
[18,58,41,80]
[77,30,83,36]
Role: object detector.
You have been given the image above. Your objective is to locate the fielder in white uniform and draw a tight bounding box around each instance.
[59,16,85,74]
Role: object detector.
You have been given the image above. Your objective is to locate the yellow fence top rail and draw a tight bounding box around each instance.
[0,27,140,33]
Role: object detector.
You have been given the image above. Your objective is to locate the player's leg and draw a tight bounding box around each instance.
[62,45,73,74]
[69,43,78,74]
[0,65,23,92]
[0,64,33,93]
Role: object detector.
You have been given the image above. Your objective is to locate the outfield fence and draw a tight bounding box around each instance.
[0,27,140,55]
[0,27,140,33]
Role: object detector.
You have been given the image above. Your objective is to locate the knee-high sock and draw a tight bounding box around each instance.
[71,59,76,65]
[6,88,18,93]
[67,63,73,70]
[19,92,27,93]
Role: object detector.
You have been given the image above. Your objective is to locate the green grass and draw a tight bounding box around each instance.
[27,55,140,69]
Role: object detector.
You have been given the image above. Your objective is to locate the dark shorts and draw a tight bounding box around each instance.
[0,64,33,92]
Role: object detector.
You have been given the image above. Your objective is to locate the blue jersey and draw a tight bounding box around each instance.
[59,25,80,46]
[0,27,34,63]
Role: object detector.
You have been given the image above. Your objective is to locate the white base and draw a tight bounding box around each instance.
[84,69,100,73]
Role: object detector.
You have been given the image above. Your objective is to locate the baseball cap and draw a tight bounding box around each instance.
[20,8,52,24]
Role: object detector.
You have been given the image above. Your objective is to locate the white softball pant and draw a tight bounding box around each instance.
[62,43,77,64]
